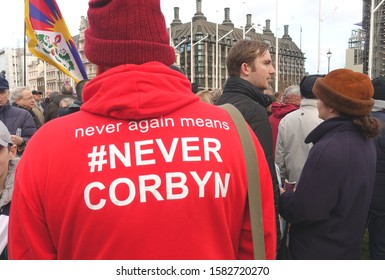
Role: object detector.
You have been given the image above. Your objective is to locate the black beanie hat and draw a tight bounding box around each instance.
[299,74,325,99]
[372,76,385,101]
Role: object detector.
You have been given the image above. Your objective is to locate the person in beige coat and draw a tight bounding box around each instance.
[275,75,323,184]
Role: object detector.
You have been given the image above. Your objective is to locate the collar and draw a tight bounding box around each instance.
[222,77,273,108]
[372,100,385,112]
[305,116,353,144]
[300,98,318,107]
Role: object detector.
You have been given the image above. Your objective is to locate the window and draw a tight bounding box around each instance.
[264,39,271,46]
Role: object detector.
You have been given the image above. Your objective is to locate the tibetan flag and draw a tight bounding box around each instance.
[25,0,87,83]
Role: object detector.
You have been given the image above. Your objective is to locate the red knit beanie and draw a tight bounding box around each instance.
[313,69,374,117]
[85,0,175,67]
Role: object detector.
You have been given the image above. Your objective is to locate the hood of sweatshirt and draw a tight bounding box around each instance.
[81,62,199,120]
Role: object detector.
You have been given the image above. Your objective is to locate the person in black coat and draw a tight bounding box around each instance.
[279,69,380,259]
[214,40,279,249]
[368,76,385,259]
[44,84,75,122]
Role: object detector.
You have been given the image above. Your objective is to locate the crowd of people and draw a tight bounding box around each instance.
[0,0,384,260]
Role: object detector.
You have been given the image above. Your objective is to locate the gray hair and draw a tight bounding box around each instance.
[282,85,300,102]
[10,86,31,103]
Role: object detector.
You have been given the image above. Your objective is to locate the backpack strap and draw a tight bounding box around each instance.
[220,103,265,260]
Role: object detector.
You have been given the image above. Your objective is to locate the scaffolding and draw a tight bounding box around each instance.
[348,29,365,66]
[363,0,385,77]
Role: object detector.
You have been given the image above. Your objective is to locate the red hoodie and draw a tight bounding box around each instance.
[269,102,299,154]
[9,62,276,259]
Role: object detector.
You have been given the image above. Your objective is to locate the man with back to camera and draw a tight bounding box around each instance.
[9,0,276,260]
[275,75,324,184]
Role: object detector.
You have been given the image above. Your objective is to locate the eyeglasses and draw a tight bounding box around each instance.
[21,96,34,100]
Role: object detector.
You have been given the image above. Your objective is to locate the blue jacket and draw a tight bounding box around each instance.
[0,102,36,144]
[280,117,376,259]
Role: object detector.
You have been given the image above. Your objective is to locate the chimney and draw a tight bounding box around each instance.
[282,24,292,41]
[263,19,274,36]
[222,7,234,27]
[193,0,207,21]
[245,14,254,33]
[171,7,182,27]
[197,0,202,14]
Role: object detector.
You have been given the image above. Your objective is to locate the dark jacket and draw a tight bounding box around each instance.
[41,97,50,112]
[280,117,376,259]
[12,103,42,130]
[45,94,76,122]
[370,110,385,211]
[57,100,82,117]
[0,102,36,144]
[214,77,275,179]
[214,77,280,248]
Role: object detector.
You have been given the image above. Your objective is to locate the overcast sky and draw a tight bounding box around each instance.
[1,0,363,75]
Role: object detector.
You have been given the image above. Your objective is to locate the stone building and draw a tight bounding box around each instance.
[170,0,305,92]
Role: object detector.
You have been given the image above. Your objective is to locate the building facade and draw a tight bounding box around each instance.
[0,48,34,89]
[170,0,306,92]
[345,29,365,72]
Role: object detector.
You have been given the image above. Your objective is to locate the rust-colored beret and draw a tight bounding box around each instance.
[313,69,374,117]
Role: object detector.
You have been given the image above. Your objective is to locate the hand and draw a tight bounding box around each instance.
[11,135,23,146]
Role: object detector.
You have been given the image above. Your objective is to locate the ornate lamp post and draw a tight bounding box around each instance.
[327,49,332,73]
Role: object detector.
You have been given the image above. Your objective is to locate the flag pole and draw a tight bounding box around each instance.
[24,21,27,86]
[275,0,279,92]
[44,61,47,92]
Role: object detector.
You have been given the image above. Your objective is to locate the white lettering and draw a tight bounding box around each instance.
[156,138,178,162]
[109,178,136,206]
[215,173,230,198]
[75,123,122,138]
[139,174,163,202]
[190,171,212,197]
[181,137,201,161]
[109,143,131,168]
[86,126,95,136]
[135,140,156,166]
[84,172,231,210]
[166,172,188,200]
[203,138,223,162]
[128,118,175,133]
[84,182,106,210]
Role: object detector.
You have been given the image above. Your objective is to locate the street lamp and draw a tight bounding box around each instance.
[327,49,332,73]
